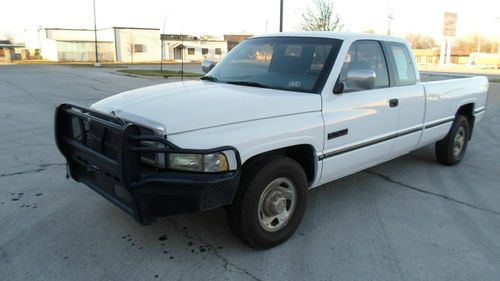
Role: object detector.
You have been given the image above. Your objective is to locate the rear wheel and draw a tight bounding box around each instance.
[435,115,470,165]
[227,156,308,249]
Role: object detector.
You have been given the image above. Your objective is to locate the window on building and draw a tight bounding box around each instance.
[188,48,195,55]
[202,48,209,55]
[133,44,147,53]
[215,48,222,55]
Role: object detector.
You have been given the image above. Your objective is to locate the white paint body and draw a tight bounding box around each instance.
[91,32,489,188]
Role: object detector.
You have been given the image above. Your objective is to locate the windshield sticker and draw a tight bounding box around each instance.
[288,81,301,88]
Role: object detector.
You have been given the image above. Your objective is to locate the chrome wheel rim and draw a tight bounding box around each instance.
[453,126,466,157]
[257,177,297,232]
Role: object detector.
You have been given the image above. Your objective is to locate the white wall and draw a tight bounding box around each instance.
[45,29,114,42]
[56,41,114,62]
[40,38,58,61]
[114,28,161,63]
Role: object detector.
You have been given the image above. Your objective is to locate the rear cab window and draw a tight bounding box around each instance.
[386,43,417,86]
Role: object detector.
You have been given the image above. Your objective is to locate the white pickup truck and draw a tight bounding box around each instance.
[55,32,488,249]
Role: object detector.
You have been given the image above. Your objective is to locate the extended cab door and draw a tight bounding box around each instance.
[384,42,425,156]
[319,40,400,182]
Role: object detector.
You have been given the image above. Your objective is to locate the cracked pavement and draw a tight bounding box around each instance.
[1,65,499,281]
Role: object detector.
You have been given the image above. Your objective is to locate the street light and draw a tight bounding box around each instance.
[279,0,283,32]
[93,0,100,66]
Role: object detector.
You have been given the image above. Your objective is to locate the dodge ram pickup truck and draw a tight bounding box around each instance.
[55,32,488,249]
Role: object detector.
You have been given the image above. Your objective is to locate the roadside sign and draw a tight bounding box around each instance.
[443,12,457,36]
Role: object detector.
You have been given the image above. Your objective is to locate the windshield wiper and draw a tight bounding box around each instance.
[200,75,218,82]
[225,80,270,88]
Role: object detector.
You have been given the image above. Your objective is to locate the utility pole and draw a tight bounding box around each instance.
[496,17,500,54]
[386,13,394,36]
[160,16,167,72]
[476,30,481,53]
[181,34,184,81]
[279,0,283,32]
[37,26,43,58]
[93,0,100,66]
[386,0,393,36]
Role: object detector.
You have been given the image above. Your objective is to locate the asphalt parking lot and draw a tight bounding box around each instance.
[1,64,499,281]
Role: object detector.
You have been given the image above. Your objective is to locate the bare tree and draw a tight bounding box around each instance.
[454,34,494,54]
[405,33,437,49]
[300,0,343,31]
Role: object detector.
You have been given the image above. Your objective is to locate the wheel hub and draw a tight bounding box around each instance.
[264,191,287,216]
[453,126,465,156]
[257,177,297,232]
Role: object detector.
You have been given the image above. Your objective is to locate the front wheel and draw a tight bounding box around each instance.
[226,156,308,249]
[435,115,470,165]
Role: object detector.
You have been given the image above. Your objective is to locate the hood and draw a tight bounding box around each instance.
[91,81,321,135]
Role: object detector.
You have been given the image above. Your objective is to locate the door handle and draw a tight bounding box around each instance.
[389,98,399,107]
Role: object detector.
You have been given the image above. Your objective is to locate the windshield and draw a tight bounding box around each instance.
[205,36,342,93]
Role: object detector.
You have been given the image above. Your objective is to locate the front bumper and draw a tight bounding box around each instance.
[55,103,241,224]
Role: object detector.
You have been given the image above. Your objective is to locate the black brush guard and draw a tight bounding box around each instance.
[55,104,241,224]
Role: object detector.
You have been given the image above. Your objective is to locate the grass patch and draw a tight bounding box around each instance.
[489,78,500,83]
[117,69,202,77]
[15,60,60,65]
[67,64,128,68]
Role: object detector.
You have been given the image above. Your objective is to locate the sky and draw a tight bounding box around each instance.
[1,0,499,42]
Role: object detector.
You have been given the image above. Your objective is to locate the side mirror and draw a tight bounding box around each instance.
[346,69,376,91]
[201,60,215,74]
[333,81,344,94]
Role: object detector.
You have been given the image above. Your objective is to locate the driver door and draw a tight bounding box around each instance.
[319,40,400,182]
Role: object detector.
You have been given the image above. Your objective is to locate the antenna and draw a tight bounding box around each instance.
[181,33,184,81]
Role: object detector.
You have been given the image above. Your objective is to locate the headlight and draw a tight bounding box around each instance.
[167,152,229,173]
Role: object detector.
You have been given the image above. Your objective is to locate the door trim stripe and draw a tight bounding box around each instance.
[319,126,423,160]
[424,117,455,129]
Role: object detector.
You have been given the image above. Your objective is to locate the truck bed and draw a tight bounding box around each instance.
[420,72,471,82]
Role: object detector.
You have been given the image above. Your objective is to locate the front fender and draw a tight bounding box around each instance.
[167,112,324,165]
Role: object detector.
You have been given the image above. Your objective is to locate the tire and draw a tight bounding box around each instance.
[226,155,309,249]
[435,115,470,166]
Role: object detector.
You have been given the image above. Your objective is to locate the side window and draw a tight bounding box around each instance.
[339,40,389,91]
[389,44,416,86]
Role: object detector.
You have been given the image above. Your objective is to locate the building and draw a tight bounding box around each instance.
[114,27,161,63]
[32,28,228,63]
[39,28,115,62]
[413,48,500,68]
[36,27,161,63]
[224,34,253,51]
[0,40,26,61]
[161,34,228,62]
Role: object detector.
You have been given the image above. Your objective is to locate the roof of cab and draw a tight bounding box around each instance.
[252,32,408,44]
